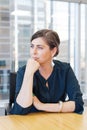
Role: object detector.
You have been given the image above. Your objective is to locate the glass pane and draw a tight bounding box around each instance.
[80,4,87,97]
[50,1,69,62]
[0,0,87,102]
[0,0,10,102]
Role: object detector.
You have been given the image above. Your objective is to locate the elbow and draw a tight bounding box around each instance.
[74,101,84,114]
[9,101,33,115]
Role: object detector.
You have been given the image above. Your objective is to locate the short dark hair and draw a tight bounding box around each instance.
[30,29,60,56]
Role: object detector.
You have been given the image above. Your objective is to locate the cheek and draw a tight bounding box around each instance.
[41,51,52,59]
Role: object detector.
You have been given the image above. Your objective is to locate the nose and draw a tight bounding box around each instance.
[33,47,37,54]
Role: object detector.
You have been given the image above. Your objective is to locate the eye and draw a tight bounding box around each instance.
[37,45,44,49]
[38,46,43,49]
[30,44,34,48]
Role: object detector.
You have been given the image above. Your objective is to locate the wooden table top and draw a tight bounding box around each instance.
[0,107,87,130]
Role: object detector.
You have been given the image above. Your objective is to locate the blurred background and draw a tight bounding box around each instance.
[0,0,87,106]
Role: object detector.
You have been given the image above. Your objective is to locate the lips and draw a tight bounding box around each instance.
[33,57,39,60]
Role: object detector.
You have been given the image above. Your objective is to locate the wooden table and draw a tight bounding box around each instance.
[0,107,87,130]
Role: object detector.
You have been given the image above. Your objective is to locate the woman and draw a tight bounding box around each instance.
[10,29,84,115]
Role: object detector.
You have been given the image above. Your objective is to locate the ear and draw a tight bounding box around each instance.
[51,47,57,57]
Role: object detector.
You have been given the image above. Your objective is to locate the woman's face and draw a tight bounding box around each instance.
[30,37,56,65]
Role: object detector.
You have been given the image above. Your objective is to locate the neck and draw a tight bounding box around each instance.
[39,61,54,79]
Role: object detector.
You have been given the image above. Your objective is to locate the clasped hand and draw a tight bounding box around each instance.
[33,96,43,110]
[26,58,40,74]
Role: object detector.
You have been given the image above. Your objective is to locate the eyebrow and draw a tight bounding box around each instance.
[30,43,45,47]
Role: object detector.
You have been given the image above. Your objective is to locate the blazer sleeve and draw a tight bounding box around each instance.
[66,64,84,114]
[10,67,38,115]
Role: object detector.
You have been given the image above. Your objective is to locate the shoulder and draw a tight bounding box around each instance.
[53,60,70,70]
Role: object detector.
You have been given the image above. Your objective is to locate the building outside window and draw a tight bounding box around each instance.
[0,0,87,103]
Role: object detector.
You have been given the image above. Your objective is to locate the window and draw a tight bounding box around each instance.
[0,0,87,102]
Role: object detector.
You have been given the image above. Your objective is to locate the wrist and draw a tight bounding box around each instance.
[58,101,63,112]
[37,102,44,110]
